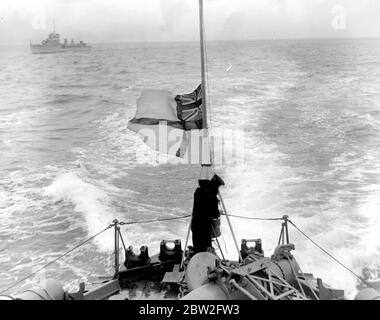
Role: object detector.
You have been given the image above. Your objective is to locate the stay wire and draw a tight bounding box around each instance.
[0,224,113,295]
[221,213,372,289]
[222,213,284,221]
[120,215,191,226]
[288,219,369,286]
[2,215,192,296]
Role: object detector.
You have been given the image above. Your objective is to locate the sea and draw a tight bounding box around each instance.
[0,39,379,298]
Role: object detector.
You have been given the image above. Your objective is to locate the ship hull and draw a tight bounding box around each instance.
[30,45,91,54]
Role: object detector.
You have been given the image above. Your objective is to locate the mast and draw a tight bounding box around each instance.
[198,0,242,261]
[199,0,212,177]
[182,0,242,266]
[199,0,208,131]
[182,0,211,268]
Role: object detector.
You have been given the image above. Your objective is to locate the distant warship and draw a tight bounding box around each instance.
[30,31,91,54]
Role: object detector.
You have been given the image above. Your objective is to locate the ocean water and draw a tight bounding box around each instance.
[0,39,380,297]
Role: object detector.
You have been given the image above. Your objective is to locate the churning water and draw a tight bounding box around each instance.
[1,39,380,297]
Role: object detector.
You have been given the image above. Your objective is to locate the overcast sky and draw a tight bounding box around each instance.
[0,0,380,45]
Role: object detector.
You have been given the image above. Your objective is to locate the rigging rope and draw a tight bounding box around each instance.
[1,214,192,295]
[211,224,226,261]
[120,215,191,226]
[0,224,113,295]
[222,213,284,221]
[287,219,368,286]
[222,213,371,288]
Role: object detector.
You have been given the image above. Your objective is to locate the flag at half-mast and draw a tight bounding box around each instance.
[127,85,207,162]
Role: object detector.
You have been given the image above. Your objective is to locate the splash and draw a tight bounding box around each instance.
[43,172,121,251]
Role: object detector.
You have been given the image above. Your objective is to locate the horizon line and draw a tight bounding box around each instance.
[1,36,380,47]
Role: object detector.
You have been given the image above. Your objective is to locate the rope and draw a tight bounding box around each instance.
[222,213,284,222]
[1,214,191,296]
[120,215,191,226]
[211,224,226,261]
[0,225,112,295]
[218,192,243,262]
[287,219,367,286]
[118,229,128,252]
[220,213,373,290]
[220,228,229,255]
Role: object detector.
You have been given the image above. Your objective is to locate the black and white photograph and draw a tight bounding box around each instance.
[0,0,380,305]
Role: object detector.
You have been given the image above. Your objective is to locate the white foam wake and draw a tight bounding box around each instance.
[44,172,121,251]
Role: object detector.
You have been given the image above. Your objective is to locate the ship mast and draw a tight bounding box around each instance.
[181,0,212,268]
[198,0,242,261]
[181,0,242,264]
[199,0,212,179]
[199,0,208,132]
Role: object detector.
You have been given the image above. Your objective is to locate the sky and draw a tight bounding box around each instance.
[0,0,380,45]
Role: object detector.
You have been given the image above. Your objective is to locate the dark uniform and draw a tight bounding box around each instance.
[191,175,224,254]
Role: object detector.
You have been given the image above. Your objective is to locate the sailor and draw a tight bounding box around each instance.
[191,174,225,254]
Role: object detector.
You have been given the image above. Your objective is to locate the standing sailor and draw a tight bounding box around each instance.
[191,174,224,254]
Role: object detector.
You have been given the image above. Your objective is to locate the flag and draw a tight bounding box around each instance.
[175,84,203,130]
[127,86,206,161]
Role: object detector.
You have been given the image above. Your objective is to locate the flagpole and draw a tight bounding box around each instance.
[199,0,212,176]
[199,0,208,132]
[182,0,242,267]
[181,0,210,269]
[199,0,242,262]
